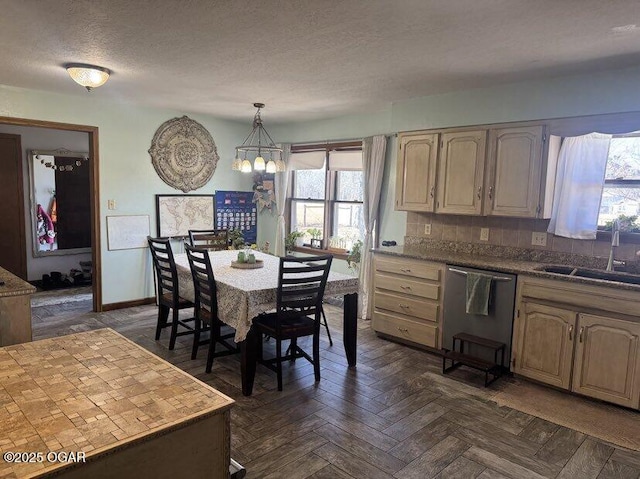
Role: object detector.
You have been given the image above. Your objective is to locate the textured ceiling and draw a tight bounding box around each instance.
[1,0,640,123]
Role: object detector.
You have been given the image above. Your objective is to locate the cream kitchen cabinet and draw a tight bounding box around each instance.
[484,125,545,218]
[513,276,640,408]
[435,130,486,215]
[394,122,553,218]
[572,314,640,408]
[372,254,443,349]
[395,132,439,212]
[513,301,576,390]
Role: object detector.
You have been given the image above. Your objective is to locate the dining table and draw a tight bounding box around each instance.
[173,249,359,395]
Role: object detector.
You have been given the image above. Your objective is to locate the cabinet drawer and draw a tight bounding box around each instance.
[374,291,439,322]
[375,256,441,281]
[375,274,440,300]
[372,310,438,348]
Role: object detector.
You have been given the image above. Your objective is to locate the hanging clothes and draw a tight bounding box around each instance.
[37,203,56,244]
[50,197,57,224]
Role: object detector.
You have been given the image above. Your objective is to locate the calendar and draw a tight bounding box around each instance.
[215,191,257,244]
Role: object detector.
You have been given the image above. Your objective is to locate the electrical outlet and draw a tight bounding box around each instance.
[424,224,432,235]
[107,199,116,210]
[531,232,547,246]
[480,228,489,241]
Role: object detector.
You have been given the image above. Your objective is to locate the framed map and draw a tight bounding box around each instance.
[156,194,215,238]
[106,215,150,250]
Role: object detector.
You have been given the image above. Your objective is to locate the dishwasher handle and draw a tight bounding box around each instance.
[448,267,513,282]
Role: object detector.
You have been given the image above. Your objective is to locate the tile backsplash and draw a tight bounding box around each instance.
[405,213,640,263]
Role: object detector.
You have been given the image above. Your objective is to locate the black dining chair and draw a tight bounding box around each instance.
[188,229,229,251]
[147,237,200,350]
[185,244,239,372]
[252,254,333,391]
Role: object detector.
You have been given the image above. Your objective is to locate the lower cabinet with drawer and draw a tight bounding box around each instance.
[372,253,443,349]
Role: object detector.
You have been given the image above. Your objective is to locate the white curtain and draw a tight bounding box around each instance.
[359,135,387,320]
[547,133,611,239]
[274,144,291,256]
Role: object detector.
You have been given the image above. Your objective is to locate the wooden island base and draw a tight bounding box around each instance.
[0,266,35,346]
[0,328,234,479]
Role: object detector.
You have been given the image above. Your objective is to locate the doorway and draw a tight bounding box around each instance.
[0,133,27,279]
[0,116,102,312]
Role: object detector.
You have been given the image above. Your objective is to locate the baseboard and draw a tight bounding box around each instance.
[102,297,156,311]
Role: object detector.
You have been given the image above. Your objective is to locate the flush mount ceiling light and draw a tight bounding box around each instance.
[233,103,284,174]
[65,63,111,91]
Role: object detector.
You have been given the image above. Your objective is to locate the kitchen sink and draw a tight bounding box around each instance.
[538,265,577,275]
[535,265,640,285]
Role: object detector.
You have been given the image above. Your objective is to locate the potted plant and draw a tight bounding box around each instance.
[306,228,323,248]
[347,240,363,273]
[285,230,304,255]
[228,229,246,250]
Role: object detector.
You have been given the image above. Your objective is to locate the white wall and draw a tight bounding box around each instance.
[0,124,92,281]
[0,85,251,304]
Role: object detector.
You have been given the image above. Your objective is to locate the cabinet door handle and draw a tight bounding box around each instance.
[477,186,482,200]
[430,186,435,198]
[579,326,584,343]
[397,327,409,333]
[400,285,412,291]
[399,303,410,309]
[568,325,573,341]
[489,186,493,200]
[400,268,412,273]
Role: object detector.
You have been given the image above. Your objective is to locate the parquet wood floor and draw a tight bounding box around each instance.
[30,297,640,479]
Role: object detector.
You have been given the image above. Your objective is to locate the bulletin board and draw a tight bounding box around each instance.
[215,191,257,244]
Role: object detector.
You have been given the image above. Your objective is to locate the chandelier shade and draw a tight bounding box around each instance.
[65,63,111,91]
[234,103,284,173]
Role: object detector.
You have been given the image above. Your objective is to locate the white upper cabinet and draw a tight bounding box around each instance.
[485,125,545,218]
[395,132,439,212]
[436,130,486,215]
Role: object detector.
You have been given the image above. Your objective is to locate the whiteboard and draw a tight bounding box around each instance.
[107,215,150,250]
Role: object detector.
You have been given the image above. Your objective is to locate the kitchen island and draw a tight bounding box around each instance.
[0,328,234,479]
[0,266,35,346]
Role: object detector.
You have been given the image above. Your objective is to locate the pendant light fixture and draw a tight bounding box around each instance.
[233,103,284,173]
[65,63,111,91]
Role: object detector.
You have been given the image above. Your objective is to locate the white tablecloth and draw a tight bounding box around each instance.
[174,250,359,342]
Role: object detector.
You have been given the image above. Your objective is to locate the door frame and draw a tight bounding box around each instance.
[0,116,102,312]
[0,133,27,280]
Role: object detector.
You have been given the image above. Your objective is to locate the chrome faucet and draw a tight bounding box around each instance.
[606,219,620,271]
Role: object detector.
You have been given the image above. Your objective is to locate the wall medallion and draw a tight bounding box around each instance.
[148,116,218,192]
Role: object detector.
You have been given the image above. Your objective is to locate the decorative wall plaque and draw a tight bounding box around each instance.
[148,116,218,192]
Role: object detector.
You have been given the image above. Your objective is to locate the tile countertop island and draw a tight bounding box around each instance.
[0,328,234,479]
[374,244,640,292]
[0,267,36,346]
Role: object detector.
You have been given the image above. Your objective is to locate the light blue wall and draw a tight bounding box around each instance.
[4,65,640,303]
[270,65,640,251]
[0,85,251,304]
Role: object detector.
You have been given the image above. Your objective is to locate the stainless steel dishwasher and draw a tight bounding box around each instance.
[442,265,517,366]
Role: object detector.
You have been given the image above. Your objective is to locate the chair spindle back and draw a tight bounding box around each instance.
[147,237,180,303]
[188,229,229,251]
[185,244,219,318]
[277,255,333,317]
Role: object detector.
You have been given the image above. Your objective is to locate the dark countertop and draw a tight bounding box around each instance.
[374,245,640,292]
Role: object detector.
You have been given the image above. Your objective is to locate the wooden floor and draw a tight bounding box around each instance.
[31,296,640,479]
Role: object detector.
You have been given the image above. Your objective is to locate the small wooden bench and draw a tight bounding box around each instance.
[442,332,506,387]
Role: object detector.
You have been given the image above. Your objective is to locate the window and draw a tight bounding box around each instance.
[598,134,640,230]
[289,144,365,251]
